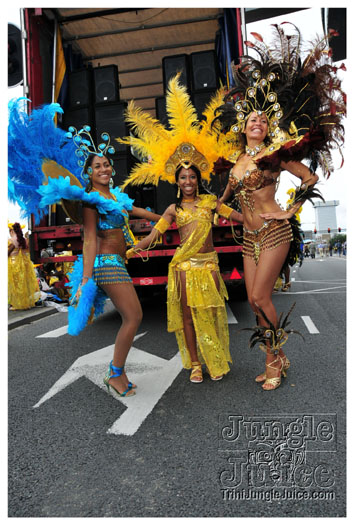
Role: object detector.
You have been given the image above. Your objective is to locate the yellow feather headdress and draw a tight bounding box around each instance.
[117,74,238,188]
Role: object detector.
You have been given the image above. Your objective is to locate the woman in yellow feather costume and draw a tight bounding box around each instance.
[8,222,40,310]
[121,75,243,382]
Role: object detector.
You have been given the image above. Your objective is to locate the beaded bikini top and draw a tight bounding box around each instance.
[97,214,126,231]
[229,168,275,193]
[229,168,276,213]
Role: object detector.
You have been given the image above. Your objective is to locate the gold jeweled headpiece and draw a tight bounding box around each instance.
[117,74,236,187]
[165,142,210,176]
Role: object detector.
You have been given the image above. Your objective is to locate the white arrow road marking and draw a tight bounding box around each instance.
[33,332,183,436]
[301,316,320,334]
[226,304,238,324]
[37,325,68,338]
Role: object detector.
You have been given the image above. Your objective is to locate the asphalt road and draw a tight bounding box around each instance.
[8,255,346,518]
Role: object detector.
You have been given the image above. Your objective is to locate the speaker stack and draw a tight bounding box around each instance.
[161,50,219,121]
[153,50,220,211]
[63,68,94,131]
[162,54,190,92]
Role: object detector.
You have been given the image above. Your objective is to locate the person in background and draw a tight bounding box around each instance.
[8,222,40,310]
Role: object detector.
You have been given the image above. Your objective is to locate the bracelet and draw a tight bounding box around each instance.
[154,217,170,235]
[218,203,234,220]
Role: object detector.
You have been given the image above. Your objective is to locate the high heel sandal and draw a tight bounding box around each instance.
[241,303,303,391]
[190,361,203,383]
[103,361,136,397]
[262,355,285,390]
[255,355,290,383]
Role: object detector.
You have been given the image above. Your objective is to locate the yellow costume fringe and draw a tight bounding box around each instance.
[8,247,40,310]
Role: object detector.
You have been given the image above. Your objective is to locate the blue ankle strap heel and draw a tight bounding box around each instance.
[103,361,136,397]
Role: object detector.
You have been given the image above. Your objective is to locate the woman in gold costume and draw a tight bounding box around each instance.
[213,25,345,390]
[127,164,242,383]
[8,222,40,310]
[119,74,243,382]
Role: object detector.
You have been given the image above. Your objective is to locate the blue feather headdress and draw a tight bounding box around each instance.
[8,98,134,224]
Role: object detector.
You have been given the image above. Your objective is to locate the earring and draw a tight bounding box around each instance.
[196,185,199,196]
[177,186,180,198]
[109,178,114,188]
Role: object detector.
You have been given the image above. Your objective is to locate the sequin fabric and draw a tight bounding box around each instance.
[97,214,136,247]
[8,247,40,309]
[92,254,132,285]
[167,195,232,377]
[230,168,275,212]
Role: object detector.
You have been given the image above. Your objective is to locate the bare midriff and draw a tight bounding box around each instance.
[96,228,126,257]
[230,158,282,230]
[241,184,284,231]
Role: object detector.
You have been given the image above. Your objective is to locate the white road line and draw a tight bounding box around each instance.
[301,316,320,334]
[289,285,346,294]
[33,332,183,436]
[36,325,68,338]
[226,304,238,324]
[291,280,346,283]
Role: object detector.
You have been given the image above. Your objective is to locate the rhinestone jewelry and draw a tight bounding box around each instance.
[245,142,266,157]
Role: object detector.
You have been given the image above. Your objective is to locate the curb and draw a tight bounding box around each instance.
[8,307,59,331]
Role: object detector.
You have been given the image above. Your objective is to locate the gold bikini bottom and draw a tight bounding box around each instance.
[243,220,293,264]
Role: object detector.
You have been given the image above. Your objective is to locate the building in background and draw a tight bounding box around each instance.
[314,201,341,234]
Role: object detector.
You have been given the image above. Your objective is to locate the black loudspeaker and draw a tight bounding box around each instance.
[111,152,135,187]
[162,54,190,92]
[190,50,218,92]
[155,180,177,215]
[191,90,216,120]
[138,186,156,211]
[94,102,129,153]
[62,106,94,132]
[328,8,346,62]
[155,96,170,128]
[68,69,93,108]
[93,65,119,104]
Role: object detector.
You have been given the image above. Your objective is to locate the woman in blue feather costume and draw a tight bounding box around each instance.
[8,98,160,397]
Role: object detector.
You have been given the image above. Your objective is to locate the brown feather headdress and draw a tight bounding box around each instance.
[213,23,346,177]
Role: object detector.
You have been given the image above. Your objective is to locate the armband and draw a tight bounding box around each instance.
[154,217,170,234]
[218,203,234,220]
[287,182,324,209]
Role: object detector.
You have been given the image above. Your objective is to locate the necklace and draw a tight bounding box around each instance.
[92,186,116,201]
[245,142,266,157]
[181,197,197,203]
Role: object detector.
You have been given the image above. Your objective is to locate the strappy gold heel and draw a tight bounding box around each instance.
[255,355,290,383]
[190,361,203,383]
[262,356,284,390]
[281,282,291,292]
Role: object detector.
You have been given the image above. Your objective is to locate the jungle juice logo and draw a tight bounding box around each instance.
[218,415,336,500]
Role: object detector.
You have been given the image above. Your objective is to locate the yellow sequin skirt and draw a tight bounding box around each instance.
[8,250,40,310]
[167,251,232,377]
